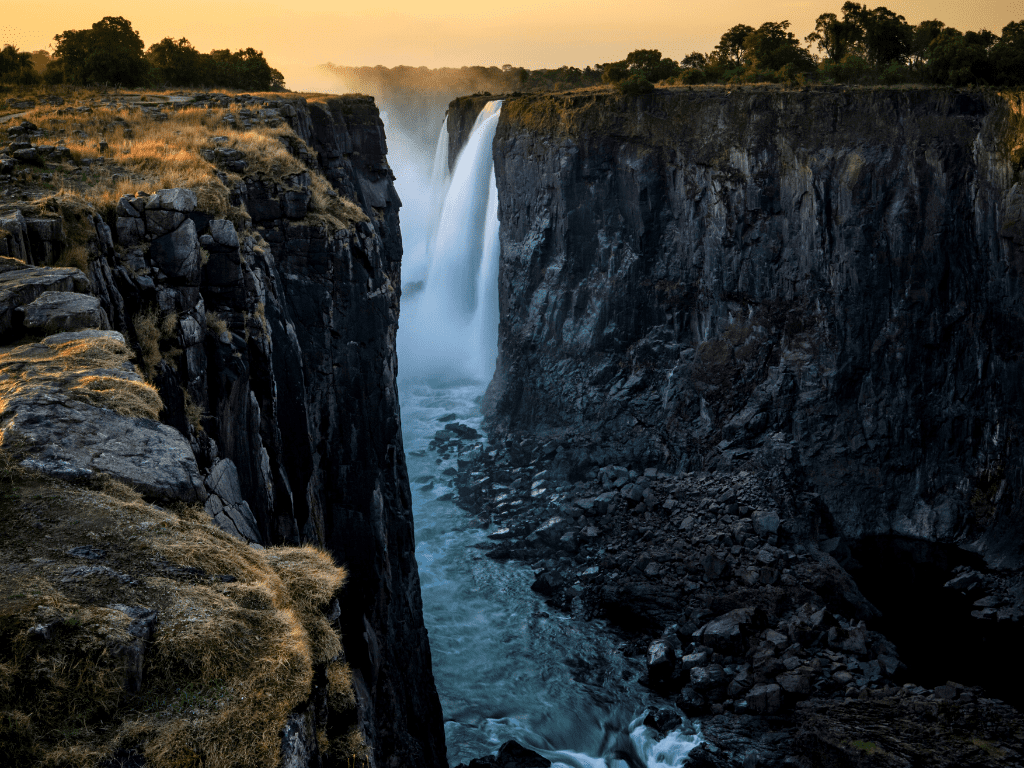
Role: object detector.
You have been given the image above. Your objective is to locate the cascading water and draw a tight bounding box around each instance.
[395,101,700,767]
[399,102,502,383]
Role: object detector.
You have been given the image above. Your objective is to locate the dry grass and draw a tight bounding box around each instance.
[0,461,356,768]
[132,308,179,382]
[0,334,162,421]
[19,97,367,228]
[181,389,204,433]
[205,310,228,336]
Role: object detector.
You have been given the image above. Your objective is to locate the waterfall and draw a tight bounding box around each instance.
[399,101,503,384]
[393,99,702,767]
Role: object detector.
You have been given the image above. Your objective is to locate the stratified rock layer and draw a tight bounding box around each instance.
[483,88,1024,571]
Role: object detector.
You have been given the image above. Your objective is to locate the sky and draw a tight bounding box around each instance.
[3,0,1022,91]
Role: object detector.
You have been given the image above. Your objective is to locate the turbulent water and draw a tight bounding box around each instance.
[395,101,700,767]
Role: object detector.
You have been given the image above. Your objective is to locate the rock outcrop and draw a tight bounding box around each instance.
[1,94,445,766]
[482,88,1024,573]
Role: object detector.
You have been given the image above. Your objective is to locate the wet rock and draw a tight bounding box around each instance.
[445,422,480,439]
[643,708,683,736]
[531,570,564,595]
[677,686,709,716]
[691,663,726,692]
[647,639,676,683]
[456,740,552,768]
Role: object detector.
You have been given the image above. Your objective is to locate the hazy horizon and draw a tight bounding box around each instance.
[5,0,1021,92]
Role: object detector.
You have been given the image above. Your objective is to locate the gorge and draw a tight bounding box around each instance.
[2,81,1024,768]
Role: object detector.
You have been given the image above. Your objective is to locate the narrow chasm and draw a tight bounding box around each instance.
[847,536,1024,710]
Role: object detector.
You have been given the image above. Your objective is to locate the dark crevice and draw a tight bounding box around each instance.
[846,535,1023,710]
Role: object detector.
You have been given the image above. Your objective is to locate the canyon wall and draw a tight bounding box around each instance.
[2,95,445,766]
[477,87,1024,572]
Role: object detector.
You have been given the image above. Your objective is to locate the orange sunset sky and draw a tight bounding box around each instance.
[3,0,1023,91]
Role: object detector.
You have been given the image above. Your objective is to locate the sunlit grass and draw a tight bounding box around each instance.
[0,334,162,420]
[15,91,366,228]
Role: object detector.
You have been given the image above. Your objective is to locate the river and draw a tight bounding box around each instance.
[392,101,700,767]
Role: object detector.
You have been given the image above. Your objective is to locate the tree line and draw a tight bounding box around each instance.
[603,4,1024,92]
[0,16,284,90]
[329,4,1024,97]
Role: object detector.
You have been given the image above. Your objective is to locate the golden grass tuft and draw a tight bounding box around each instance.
[0,335,162,421]
[56,243,91,272]
[0,466,354,768]
[132,307,179,382]
[205,310,228,336]
[181,389,204,433]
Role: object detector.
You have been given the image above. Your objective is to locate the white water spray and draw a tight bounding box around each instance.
[399,101,503,384]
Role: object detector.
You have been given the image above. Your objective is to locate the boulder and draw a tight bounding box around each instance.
[745,683,782,714]
[751,509,780,537]
[144,187,198,213]
[149,219,201,285]
[116,216,146,246]
[647,639,676,683]
[4,398,205,502]
[204,458,262,544]
[208,218,239,248]
[0,265,90,337]
[145,209,186,237]
[697,607,757,654]
[690,663,726,692]
[21,291,110,334]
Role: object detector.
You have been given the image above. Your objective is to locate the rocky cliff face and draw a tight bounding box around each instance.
[482,87,1024,573]
[1,94,445,766]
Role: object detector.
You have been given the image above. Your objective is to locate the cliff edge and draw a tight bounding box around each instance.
[485,87,1024,573]
[0,91,445,767]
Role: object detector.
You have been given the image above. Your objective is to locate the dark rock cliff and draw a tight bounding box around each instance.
[2,95,446,766]
[482,87,1024,573]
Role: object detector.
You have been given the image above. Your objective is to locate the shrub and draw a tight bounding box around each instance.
[677,68,708,85]
[616,73,655,95]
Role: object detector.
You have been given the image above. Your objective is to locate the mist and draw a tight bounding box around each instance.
[320,66,505,384]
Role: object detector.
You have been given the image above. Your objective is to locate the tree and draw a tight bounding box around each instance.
[807,12,861,61]
[681,51,707,69]
[601,61,628,84]
[744,21,816,72]
[147,37,203,86]
[924,27,994,85]
[911,20,945,65]
[991,21,1024,85]
[205,48,284,90]
[51,16,147,85]
[0,45,37,84]
[713,24,755,67]
[840,3,913,66]
[624,49,680,82]
[616,73,655,95]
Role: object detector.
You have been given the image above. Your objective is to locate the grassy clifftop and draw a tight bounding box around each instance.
[0,87,373,767]
[0,454,356,767]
